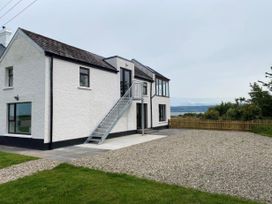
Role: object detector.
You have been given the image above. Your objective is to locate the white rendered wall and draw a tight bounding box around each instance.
[51,58,120,142]
[151,77,170,127]
[0,31,47,140]
[152,96,171,127]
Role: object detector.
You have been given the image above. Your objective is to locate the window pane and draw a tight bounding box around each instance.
[9,69,13,87]
[143,82,148,95]
[155,79,158,95]
[8,104,15,121]
[15,103,31,134]
[166,82,169,97]
[80,75,89,87]
[159,104,166,121]
[80,68,89,75]
[159,80,163,96]
[9,121,15,133]
[80,68,89,87]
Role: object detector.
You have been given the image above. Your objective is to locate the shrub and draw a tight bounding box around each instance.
[251,125,272,137]
[204,109,220,120]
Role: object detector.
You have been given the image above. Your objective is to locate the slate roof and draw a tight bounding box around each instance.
[0,44,5,57]
[132,59,169,81]
[20,28,117,72]
[19,28,167,81]
[134,65,153,82]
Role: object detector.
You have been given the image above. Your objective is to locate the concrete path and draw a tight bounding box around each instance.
[0,145,108,162]
[0,159,59,184]
[78,134,167,150]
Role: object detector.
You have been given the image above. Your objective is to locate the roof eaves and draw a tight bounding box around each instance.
[45,51,118,73]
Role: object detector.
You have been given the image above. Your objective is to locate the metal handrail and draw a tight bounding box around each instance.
[85,81,144,144]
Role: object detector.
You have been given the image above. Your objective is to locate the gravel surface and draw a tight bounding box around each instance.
[73,129,272,203]
[0,159,60,184]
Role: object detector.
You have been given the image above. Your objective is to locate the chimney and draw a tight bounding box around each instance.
[0,26,12,47]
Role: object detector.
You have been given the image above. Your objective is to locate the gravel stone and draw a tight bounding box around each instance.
[0,159,60,184]
[72,129,272,204]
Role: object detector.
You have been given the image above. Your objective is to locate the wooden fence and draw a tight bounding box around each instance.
[169,118,272,131]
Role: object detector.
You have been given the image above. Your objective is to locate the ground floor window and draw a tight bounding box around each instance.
[159,104,166,122]
[8,102,32,135]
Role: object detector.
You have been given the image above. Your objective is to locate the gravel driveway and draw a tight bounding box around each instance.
[73,129,272,204]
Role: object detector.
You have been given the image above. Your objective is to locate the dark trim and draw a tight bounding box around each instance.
[152,125,169,130]
[150,81,153,128]
[134,75,154,83]
[45,52,118,74]
[0,130,138,150]
[155,75,170,81]
[107,130,137,139]
[0,136,46,150]
[49,56,54,150]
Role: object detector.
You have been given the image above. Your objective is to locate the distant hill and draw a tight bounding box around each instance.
[171,106,213,116]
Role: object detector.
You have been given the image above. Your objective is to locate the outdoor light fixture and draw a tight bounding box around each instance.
[14,95,19,101]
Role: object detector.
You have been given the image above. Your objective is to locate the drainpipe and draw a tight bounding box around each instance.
[150,81,153,129]
[49,56,54,150]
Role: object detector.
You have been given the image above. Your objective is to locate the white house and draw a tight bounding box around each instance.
[0,28,170,150]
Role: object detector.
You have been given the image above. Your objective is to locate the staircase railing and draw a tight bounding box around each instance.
[85,81,143,144]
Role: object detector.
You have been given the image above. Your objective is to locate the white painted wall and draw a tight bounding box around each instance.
[151,76,171,128]
[0,30,48,140]
[51,56,155,142]
[51,58,119,142]
[152,96,171,127]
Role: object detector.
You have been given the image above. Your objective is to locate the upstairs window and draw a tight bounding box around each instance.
[155,78,169,97]
[80,67,90,87]
[143,82,148,95]
[5,67,13,87]
[159,104,166,122]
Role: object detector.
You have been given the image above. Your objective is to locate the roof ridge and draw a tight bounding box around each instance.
[19,28,105,60]
[19,28,117,72]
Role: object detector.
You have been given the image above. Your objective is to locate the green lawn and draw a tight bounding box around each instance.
[252,125,272,137]
[0,164,260,204]
[0,151,37,169]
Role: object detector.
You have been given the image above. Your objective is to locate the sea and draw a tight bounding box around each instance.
[171,106,211,116]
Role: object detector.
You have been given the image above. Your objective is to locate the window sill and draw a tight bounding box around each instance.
[77,86,92,91]
[3,133,32,138]
[3,87,14,91]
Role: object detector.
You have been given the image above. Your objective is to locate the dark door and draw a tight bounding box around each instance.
[120,68,132,96]
[137,103,148,129]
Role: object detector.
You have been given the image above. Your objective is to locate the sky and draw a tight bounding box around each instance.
[1,0,271,105]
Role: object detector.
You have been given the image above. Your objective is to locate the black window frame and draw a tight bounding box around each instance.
[159,104,166,122]
[120,68,132,97]
[79,67,90,87]
[155,78,170,97]
[6,67,13,87]
[8,102,32,135]
[143,82,148,95]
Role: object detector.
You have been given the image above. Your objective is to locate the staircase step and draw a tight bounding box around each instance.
[92,132,104,136]
[92,136,102,139]
[85,83,138,144]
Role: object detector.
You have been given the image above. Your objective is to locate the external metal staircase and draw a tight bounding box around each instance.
[85,81,143,144]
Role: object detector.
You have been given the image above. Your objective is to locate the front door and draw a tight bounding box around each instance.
[120,68,132,96]
[137,103,148,129]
